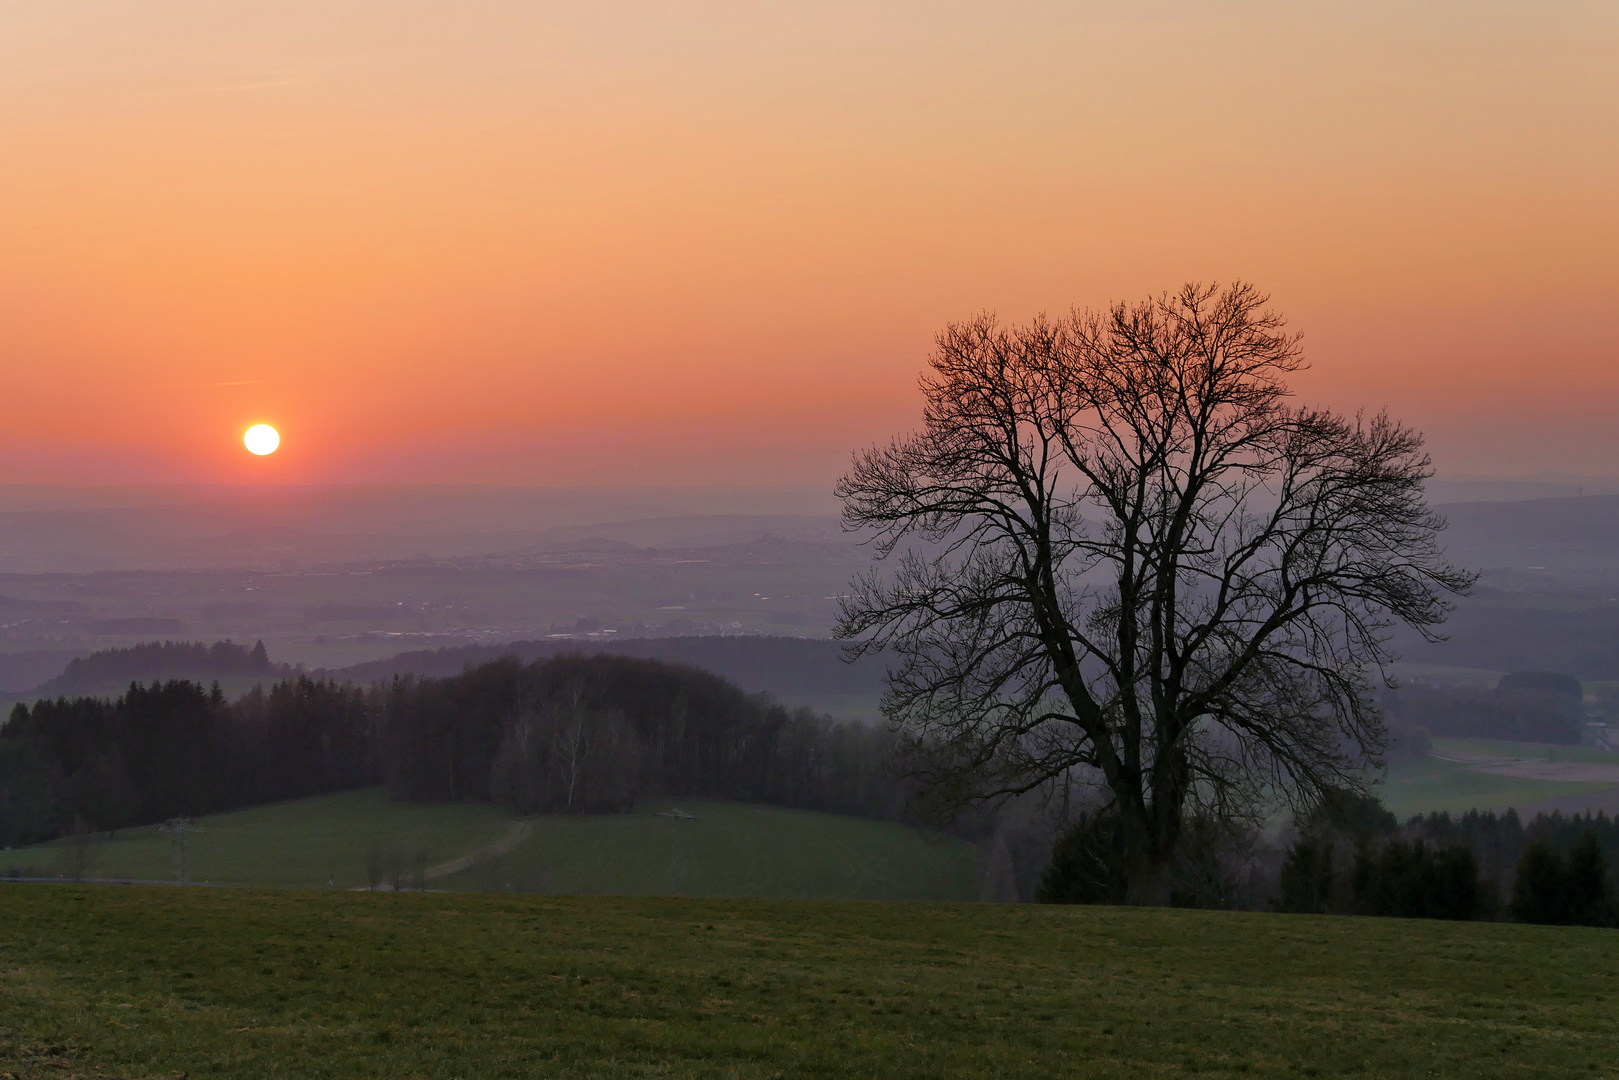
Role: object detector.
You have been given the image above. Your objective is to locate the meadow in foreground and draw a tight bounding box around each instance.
[2,886,1616,1079]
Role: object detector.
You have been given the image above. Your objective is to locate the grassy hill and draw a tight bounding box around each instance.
[3,887,1616,1079]
[2,788,512,889]
[3,789,984,901]
[437,799,983,901]
[330,635,890,721]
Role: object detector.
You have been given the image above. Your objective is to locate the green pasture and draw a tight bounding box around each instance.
[3,788,511,889]
[1376,755,1616,820]
[440,799,983,902]
[1372,736,1619,820]
[3,790,984,902]
[3,887,1618,1079]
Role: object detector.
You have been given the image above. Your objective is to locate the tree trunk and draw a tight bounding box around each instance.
[1125,857,1173,907]
[1117,784,1184,906]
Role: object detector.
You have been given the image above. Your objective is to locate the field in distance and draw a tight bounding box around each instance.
[1378,736,1619,819]
[4,789,984,902]
[3,887,1616,1079]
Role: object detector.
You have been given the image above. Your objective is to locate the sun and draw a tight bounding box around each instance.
[244,424,280,456]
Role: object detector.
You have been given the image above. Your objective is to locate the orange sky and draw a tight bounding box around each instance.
[2,1,1615,485]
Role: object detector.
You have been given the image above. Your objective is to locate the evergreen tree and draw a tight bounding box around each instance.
[1038,812,1130,905]
[63,745,140,835]
[1511,842,1570,925]
[1566,830,1615,928]
[1353,838,1480,920]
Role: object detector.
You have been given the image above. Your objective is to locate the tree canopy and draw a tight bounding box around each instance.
[836,282,1472,902]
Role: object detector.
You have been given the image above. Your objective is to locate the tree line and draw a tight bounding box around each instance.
[1272,796,1619,925]
[1036,792,1619,925]
[325,635,888,702]
[0,654,904,847]
[36,638,285,695]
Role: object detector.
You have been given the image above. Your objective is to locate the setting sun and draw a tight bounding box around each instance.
[244,424,280,456]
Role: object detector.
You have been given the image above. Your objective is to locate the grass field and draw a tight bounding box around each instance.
[438,800,983,901]
[1430,735,1619,765]
[4,790,985,902]
[1376,755,1617,820]
[2,789,513,889]
[2,887,1617,1079]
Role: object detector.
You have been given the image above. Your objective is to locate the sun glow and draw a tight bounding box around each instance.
[244,424,280,456]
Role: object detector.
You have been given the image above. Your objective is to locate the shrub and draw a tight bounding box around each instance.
[1037,811,1129,905]
[1038,812,1254,908]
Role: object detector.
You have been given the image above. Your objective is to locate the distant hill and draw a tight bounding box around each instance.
[0,594,87,617]
[331,635,888,703]
[80,617,186,637]
[1436,493,1619,576]
[1394,596,1619,679]
[37,639,289,696]
[0,649,85,694]
[1425,474,1619,504]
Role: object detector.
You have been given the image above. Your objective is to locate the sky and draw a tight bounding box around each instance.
[2,0,1615,487]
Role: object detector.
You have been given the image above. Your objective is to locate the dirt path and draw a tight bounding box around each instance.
[358,820,533,891]
[1430,751,1527,764]
[420,820,533,880]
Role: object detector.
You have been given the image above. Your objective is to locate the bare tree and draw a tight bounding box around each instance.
[363,837,401,891]
[57,816,97,883]
[552,688,591,812]
[411,842,429,892]
[836,282,1473,903]
[160,816,202,885]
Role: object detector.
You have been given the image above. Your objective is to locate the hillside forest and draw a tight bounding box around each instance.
[0,655,904,850]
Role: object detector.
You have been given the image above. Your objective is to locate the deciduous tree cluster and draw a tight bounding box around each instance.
[0,655,904,846]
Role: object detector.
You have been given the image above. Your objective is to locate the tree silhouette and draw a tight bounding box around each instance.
[837,282,1472,902]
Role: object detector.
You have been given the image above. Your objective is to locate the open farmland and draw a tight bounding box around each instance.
[2,887,1617,1079]
[1378,755,1617,819]
[1378,738,1619,819]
